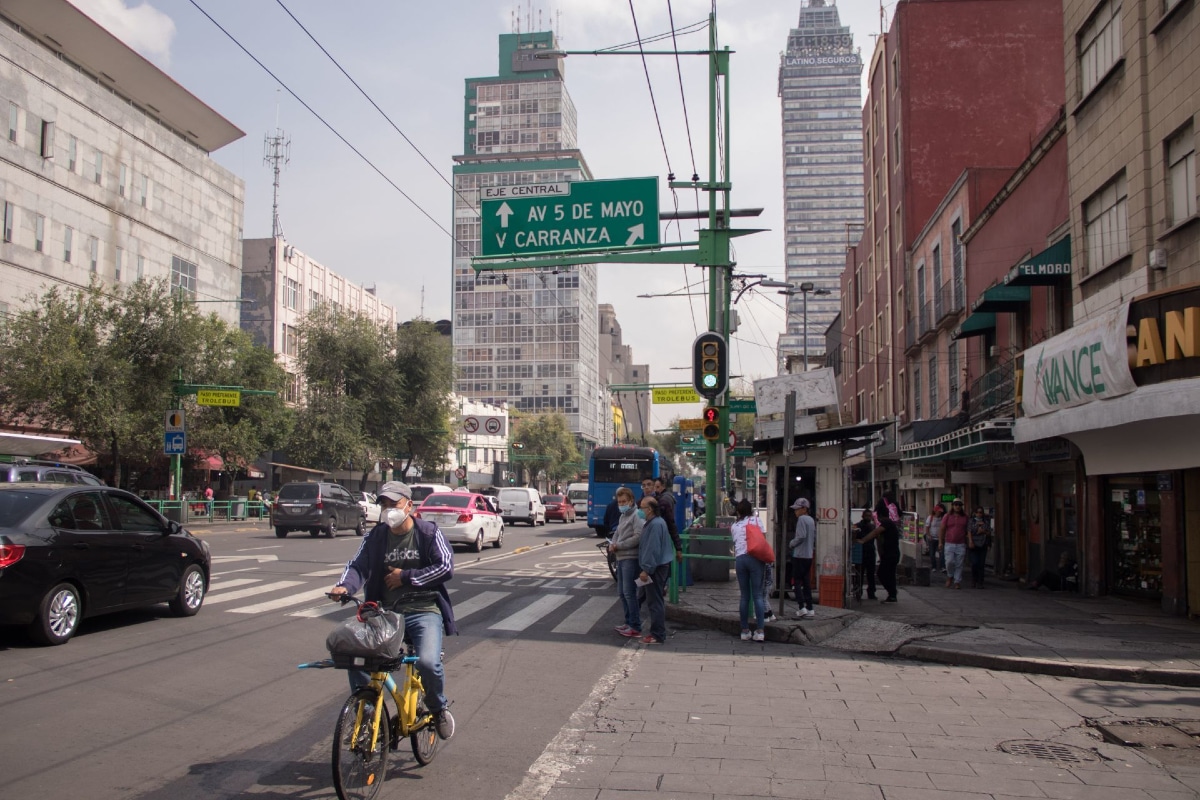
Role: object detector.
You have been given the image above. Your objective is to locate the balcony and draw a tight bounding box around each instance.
[918,300,935,342]
[966,359,1016,424]
[934,279,965,328]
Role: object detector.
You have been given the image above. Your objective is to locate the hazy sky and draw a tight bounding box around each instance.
[71,0,886,431]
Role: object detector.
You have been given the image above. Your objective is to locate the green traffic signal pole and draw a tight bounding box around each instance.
[470,12,761,528]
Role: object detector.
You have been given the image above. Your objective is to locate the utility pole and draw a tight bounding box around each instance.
[263,129,290,240]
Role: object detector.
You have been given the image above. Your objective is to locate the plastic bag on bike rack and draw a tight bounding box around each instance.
[325,603,405,661]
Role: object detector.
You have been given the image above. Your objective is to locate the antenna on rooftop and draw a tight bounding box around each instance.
[263,126,290,240]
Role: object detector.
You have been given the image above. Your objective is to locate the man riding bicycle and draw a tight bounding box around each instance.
[329,481,457,741]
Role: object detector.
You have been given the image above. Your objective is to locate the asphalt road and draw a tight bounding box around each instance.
[0,516,625,799]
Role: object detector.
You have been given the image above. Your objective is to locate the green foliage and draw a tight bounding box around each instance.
[512,412,580,485]
[392,321,454,481]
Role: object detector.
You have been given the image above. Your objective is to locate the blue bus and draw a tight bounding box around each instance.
[587,446,660,537]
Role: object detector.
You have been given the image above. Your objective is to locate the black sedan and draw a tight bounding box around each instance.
[0,484,211,645]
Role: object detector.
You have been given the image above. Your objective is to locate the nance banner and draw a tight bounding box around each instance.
[1021,303,1136,417]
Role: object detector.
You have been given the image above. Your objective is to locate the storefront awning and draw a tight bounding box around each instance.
[951,311,996,340]
[899,419,1015,462]
[971,283,1032,313]
[0,432,82,458]
[269,461,328,476]
[1003,236,1072,287]
[753,420,891,456]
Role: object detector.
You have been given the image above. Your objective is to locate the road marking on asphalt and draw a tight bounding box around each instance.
[547,550,601,559]
[205,580,305,604]
[207,577,262,591]
[211,554,280,564]
[551,596,618,634]
[452,591,509,621]
[289,602,351,619]
[211,568,259,577]
[228,588,332,614]
[300,567,347,577]
[237,546,283,552]
[489,594,571,631]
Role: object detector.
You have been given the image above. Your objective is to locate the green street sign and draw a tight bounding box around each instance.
[730,446,753,457]
[729,398,756,414]
[481,177,660,257]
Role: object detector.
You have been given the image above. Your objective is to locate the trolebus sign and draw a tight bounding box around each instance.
[481,177,659,257]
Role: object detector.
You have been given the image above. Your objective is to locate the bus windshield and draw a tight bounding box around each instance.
[587,447,660,533]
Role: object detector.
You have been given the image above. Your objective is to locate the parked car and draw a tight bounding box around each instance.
[0,484,211,645]
[542,494,576,524]
[356,491,381,525]
[497,487,545,526]
[0,460,103,486]
[270,481,366,538]
[415,492,503,551]
[409,483,454,504]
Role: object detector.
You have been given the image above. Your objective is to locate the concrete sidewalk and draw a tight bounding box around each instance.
[666,570,1200,687]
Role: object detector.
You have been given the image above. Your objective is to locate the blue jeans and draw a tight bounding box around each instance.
[616,558,642,631]
[349,610,447,713]
[644,563,670,642]
[735,554,766,631]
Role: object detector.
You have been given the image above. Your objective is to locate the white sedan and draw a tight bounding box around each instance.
[357,491,381,525]
[415,492,504,552]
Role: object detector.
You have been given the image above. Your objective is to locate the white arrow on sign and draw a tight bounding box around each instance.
[211,555,280,564]
[496,201,514,229]
[626,223,644,246]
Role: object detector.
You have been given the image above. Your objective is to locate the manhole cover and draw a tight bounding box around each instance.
[999,740,1101,764]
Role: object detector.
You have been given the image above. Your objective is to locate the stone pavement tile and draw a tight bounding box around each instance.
[802,690,886,703]
[868,755,974,775]
[775,779,886,800]
[578,733,636,755]
[1146,792,1200,800]
[855,719,945,736]
[929,723,1040,739]
[761,760,827,781]
[869,787,994,800]
[603,709,693,725]
[673,742,773,761]
[890,708,983,726]
[613,755,720,775]
[659,772,772,796]
[596,790,713,800]
[543,788,599,800]
[815,740,914,758]
[596,771,661,792]
[913,746,1072,768]
[930,772,1046,797]
[842,699,919,719]
[632,726,728,744]
[824,730,926,747]
[1035,783,1154,799]
[1069,769,1194,791]
[823,766,936,789]
[968,761,1084,783]
[810,718,860,733]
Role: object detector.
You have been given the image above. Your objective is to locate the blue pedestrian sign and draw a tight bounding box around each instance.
[164,432,187,455]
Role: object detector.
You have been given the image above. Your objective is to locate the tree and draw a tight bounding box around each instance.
[512,412,579,489]
[391,321,454,482]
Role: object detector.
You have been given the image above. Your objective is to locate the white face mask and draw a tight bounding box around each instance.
[384,506,409,528]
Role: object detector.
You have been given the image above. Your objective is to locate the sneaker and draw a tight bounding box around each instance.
[802,608,816,618]
[740,629,752,641]
[619,626,642,638]
[883,596,898,603]
[433,707,455,741]
[639,634,663,645]
[764,612,778,623]
[751,629,765,642]
[614,624,633,635]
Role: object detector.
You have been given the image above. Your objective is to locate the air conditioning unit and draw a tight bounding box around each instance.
[1149,248,1168,270]
[988,345,1000,358]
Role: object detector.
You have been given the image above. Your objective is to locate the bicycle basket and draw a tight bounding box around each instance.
[325,602,405,662]
[329,652,406,671]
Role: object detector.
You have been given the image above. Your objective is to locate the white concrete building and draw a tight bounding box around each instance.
[240,237,399,402]
[447,395,509,490]
[0,0,245,324]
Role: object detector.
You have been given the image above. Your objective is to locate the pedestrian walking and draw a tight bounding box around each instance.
[967,506,992,588]
[788,498,816,618]
[636,497,673,645]
[941,499,969,589]
[609,486,644,639]
[925,503,945,572]
[730,499,768,641]
[853,508,877,600]
[858,497,900,602]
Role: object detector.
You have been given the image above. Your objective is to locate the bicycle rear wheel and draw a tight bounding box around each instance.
[410,692,440,766]
[332,688,390,800]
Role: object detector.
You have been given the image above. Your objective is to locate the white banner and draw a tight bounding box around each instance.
[753,368,839,416]
[1021,303,1136,417]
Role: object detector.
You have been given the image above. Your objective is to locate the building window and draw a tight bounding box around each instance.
[39,120,54,158]
[137,254,145,280]
[1079,0,1121,98]
[283,277,300,310]
[948,340,959,412]
[88,235,98,273]
[7,102,17,143]
[1167,125,1195,226]
[282,324,299,356]
[951,218,964,309]
[119,164,127,197]
[67,135,76,172]
[138,174,149,208]
[171,255,197,298]
[63,226,73,262]
[928,353,938,416]
[2,202,12,243]
[34,214,44,252]
[913,365,922,420]
[93,150,103,184]
[1083,172,1128,272]
[115,247,123,281]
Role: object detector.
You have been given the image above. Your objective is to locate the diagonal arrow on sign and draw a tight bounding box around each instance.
[211,555,280,564]
[625,223,644,246]
[496,201,513,229]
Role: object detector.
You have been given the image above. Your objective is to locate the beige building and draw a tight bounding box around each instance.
[0,0,244,324]
[598,303,650,445]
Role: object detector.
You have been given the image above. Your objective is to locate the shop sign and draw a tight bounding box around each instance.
[1021,303,1136,417]
[1023,438,1073,463]
[1127,286,1200,382]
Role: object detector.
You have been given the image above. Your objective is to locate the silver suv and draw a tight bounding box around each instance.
[0,460,103,486]
[270,481,367,539]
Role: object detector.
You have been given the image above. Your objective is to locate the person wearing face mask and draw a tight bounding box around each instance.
[329,482,457,742]
[637,497,673,645]
[610,486,645,638]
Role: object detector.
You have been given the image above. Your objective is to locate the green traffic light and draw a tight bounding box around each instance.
[702,374,717,388]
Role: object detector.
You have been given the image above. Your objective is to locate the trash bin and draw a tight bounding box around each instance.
[689,527,732,582]
[818,575,845,608]
[231,497,247,521]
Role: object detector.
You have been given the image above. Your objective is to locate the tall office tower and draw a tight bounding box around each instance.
[452,31,602,449]
[776,0,863,372]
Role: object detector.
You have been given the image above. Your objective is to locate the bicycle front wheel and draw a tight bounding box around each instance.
[332,688,390,800]
[410,691,440,766]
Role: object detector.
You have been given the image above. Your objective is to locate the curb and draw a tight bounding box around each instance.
[667,604,854,645]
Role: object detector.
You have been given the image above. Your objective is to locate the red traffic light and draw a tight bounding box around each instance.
[703,406,719,423]
[702,406,721,441]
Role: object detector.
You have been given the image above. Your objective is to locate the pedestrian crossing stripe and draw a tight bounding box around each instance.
[228,588,332,614]
[552,596,618,634]
[489,594,571,631]
[204,580,306,605]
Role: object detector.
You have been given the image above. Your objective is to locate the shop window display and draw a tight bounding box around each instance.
[1108,477,1162,596]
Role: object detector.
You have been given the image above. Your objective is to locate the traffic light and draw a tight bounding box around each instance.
[692,332,728,400]
[511,442,524,450]
[701,406,721,442]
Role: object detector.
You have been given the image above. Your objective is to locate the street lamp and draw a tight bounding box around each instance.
[778,282,832,371]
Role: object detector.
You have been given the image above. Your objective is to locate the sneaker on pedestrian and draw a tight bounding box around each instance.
[619,626,642,638]
[883,596,898,603]
[764,611,778,623]
[433,707,455,741]
[639,634,663,645]
[751,629,765,642]
[740,629,752,641]
[614,624,633,635]
[802,608,816,618]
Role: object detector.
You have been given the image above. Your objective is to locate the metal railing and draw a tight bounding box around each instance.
[145,499,270,523]
[668,527,735,604]
[967,359,1016,423]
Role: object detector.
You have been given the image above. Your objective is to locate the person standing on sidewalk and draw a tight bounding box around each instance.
[610,486,644,638]
[925,503,945,572]
[967,506,991,589]
[858,497,901,602]
[636,496,673,645]
[941,499,969,589]
[730,500,768,641]
[853,508,877,600]
[788,498,816,618]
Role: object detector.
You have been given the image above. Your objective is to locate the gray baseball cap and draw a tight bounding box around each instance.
[377,482,412,502]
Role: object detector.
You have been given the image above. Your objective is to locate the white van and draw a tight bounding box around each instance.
[410,483,454,504]
[566,482,589,515]
[498,487,545,526]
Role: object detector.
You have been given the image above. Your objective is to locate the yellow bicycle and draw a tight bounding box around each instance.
[300,595,440,800]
